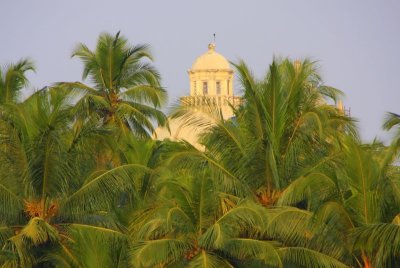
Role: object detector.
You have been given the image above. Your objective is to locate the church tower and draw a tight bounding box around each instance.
[181,43,242,119]
[189,43,233,97]
[155,43,242,147]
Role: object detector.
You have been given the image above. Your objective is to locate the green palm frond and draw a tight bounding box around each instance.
[318,86,344,103]
[0,58,35,104]
[383,112,400,131]
[121,85,167,107]
[265,207,313,246]
[170,96,224,133]
[200,202,265,250]
[68,116,111,155]
[71,43,98,82]
[222,238,282,267]
[167,146,250,197]
[313,201,354,233]
[383,112,400,145]
[131,239,191,268]
[17,218,59,246]
[117,101,167,133]
[134,217,169,240]
[54,81,99,102]
[128,205,165,239]
[121,62,161,89]
[188,251,234,268]
[2,218,61,267]
[278,172,338,208]
[351,221,400,267]
[0,183,23,222]
[198,222,227,249]
[278,247,349,268]
[265,206,349,261]
[0,226,13,245]
[340,138,388,225]
[62,164,151,215]
[68,225,128,268]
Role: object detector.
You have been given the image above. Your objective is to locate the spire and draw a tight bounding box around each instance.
[207,33,216,53]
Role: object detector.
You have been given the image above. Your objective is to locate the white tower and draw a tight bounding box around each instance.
[181,43,241,118]
[155,43,242,147]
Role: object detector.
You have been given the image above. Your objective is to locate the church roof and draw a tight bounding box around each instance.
[190,43,231,71]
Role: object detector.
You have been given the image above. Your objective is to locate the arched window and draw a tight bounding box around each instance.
[203,81,208,95]
[216,81,221,95]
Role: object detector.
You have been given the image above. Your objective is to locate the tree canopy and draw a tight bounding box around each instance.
[0,32,399,268]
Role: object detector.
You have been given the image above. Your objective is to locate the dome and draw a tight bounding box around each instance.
[191,43,231,71]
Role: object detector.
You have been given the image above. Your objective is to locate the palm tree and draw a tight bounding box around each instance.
[172,58,355,205]
[234,59,355,200]
[0,59,35,104]
[129,160,349,267]
[0,88,149,267]
[163,58,360,266]
[58,31,167,138]
[279,136,400,267]
[335,140,400,267]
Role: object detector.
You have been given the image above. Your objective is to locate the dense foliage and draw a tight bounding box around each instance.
[0,32,399,268]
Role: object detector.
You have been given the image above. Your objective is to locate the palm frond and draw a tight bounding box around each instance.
[278,247,349,268]
[383,112,400,131]
[278,172,338,208]
[167,148,249,196]
[265,207,313,246]
[188,250,234,268]
[0,226,13,245]
[121,85,167,107]
[0,183,23,222]
[68,225,128,268]
[351,222,400,267]
[223,238,282,267]
[130,239,191,268]
[0,58,35,104]
[62,164,151,215]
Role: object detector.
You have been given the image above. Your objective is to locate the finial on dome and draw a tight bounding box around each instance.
[208,43,216,52]
[207,33,216,52]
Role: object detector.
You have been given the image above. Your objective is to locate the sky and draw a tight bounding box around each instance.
[1,0,399,142]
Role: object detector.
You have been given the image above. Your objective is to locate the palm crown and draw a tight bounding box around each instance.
[59,31,167,138]
[0,59,35,104]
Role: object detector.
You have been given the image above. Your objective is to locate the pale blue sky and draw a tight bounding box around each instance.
[1,0,399,141]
